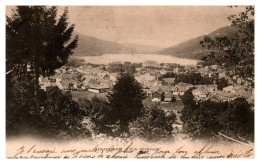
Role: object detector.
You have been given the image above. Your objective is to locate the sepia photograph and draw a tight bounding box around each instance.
[5,5,255,159]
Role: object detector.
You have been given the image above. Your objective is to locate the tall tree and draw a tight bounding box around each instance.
[108,72,146,134]
[6,6,79,137]
[6,6,78,111]
[200,6,254,78]
[6,6,78,80]
[181,88,195,106]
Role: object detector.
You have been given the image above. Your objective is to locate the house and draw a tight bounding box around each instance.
[98,72,109,78]
[85,72,98,77]
[162,78,175,85]
[157,88,164,95]
[103,74,110,81]
[55,69,62,74]
[172,82,193,96]
[152,92,161,102]
[173,66,186,74]
[82,78,97,87]
[61,73,77,82]
[60,81,70,90]
[39,75,64,91]
[134,75,142,84]
[150,86,161,93]
[208,95,222,103]
[109,73,118,82]
[210,65,220,70]
[175,82,193,90]
[56,80,64,90]
[164,92,173,102]
[143,80,153,88]
[223,85,235,93]
[159,69,168,75]
[40,81,54,91]
[60,66,67,73]
[67,68,74,73]
[192,88,209,100]
[197,67,209,76]
[173,67,179,74]
[38,76,49,83]
[88,84,109,93]
[60,80,77,91]
[171,86,185,96]
[140,73,156,81]
[68,83,77,90]
[76,66,84,73]
[173,95,181,101]
[143,88,152,96]
[247,95,254,105]
[234,88,252,99]
[194,84,217,93]
[100,80,114,89]
[210,90,236,102]
[217,69,227,78]
[161,85,172,93]
[150,80,163,87]
[223,85,248,94]
[205,85,218,92]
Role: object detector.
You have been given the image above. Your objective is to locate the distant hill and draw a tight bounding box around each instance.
[122,43,163,54]
[158,26,238,59]
[72,32,162,56]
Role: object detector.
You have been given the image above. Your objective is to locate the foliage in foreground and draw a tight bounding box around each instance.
[129,106,176,142]
[180,89,254,141]
[6,82,91,139]
[77,97,113,136]
[200,6,254,78]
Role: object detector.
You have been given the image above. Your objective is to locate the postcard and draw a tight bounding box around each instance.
[5,5,254,159]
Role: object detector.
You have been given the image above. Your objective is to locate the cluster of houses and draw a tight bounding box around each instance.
[134,64,254,106]
[39,65,118,94]
[38,62,254,108]
[146,81,253,105]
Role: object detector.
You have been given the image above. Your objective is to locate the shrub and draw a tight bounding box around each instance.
[129,106,176,142]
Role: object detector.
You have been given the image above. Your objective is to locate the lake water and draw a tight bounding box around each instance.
[75,54,199,66]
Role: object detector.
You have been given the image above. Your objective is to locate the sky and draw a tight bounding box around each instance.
[6,6,245,48]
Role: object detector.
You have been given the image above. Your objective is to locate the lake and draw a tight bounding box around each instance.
[75,54,199,66]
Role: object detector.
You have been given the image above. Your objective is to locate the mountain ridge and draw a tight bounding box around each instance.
[72,26,238,59]
[158,26,238,59]
[72,31,163,56]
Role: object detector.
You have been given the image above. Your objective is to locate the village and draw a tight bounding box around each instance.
[38,58,254,129]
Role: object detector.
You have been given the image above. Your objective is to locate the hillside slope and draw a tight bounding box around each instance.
[159,26,238,59]
[72,32,162,56]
